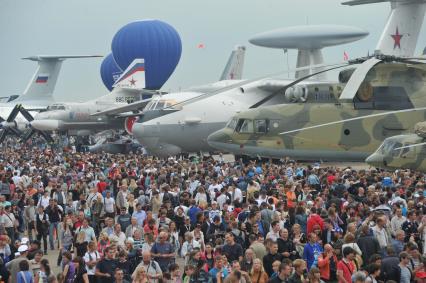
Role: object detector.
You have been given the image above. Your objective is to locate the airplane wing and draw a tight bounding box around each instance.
[91,98,152,117]
[160,61,350,111]
[342,0,388,6]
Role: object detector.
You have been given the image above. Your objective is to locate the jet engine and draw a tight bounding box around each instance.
[284,86,308,102]
[338,68,356,83]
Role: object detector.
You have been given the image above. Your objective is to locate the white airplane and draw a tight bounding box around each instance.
[29,46,247,138]
[129,0,426,157]
[0,55,101,142]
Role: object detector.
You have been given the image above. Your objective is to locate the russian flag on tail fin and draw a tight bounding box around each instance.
[113,59,146,91]
[35,74,49,84]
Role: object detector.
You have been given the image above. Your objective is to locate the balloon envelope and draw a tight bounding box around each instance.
[111,20,182,90]
[100,53,123,91]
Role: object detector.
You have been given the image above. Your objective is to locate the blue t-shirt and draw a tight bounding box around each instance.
[303,242,323,270]
[209,267,228,283]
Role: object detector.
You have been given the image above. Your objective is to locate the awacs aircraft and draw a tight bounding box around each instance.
[59,46,247,135]
[366,122,426,171]
[0,55,101,142]
[29,59,149,137]
[207,0,426,161]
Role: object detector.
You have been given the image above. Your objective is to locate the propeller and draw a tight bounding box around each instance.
[0,104,23,143]
[17,106,54,143]
[0,104,54,144]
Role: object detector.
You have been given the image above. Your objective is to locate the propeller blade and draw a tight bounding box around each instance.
[249,64,349,109]
[8,127,22,137]
[6,104,21,122]
[279,106,426,136]
[19,106,34,122]
[38,131,54,143]
[394,142,426,151]
[339,58,382,100]
[21,129,36,142]
[0,130,8,143]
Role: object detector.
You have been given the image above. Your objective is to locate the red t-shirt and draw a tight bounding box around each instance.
[337,259,355,283]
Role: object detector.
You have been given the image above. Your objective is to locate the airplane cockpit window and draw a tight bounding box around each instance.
[155,101,165,109]
[255,120,268,134]
[226,118,238,130]
[236,119,253,133]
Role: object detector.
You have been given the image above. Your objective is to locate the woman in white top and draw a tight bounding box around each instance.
[194,187,207,205]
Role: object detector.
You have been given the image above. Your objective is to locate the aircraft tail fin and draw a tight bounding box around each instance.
[113,58,146,91]
[17,55,102,103]
[219,45,246,80]
[423,46,426,55]
[343,0,426,57]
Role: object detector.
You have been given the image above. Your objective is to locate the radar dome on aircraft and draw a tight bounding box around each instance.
[100,53,123,91]
[249,25,368,80]
[249,25,368,49]
[111,20,182,90]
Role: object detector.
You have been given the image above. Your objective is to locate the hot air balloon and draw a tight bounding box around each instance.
[111,20,182,90]
[100,53,123,91]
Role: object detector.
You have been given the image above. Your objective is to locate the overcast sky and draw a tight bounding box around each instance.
[0,0,425,102]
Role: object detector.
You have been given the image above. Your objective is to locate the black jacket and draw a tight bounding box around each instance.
[35,212,49,232]
[263,252,284,277]
[357,234,381,264]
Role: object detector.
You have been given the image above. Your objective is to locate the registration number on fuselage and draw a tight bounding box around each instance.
[115,97,135,103]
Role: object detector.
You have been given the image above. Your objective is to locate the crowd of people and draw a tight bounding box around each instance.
[0,145,426,283]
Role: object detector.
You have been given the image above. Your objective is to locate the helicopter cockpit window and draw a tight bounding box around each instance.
[391,142,403,157]
[255,120,268,134]
[226,118,238,130]
[236,119,253,133]
[400,143,415,158]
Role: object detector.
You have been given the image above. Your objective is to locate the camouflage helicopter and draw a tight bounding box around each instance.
[366,121,426,171]
[207,54,426,161]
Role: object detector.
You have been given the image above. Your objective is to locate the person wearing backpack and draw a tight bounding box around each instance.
[83,241,100,283]
[132,250,162,283]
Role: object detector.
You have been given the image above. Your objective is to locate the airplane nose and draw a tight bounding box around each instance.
[132,123,160,148]
[365,153,384,168]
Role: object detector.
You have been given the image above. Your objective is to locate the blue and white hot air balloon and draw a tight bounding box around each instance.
[100,53,123,91]
[111,20,182,90]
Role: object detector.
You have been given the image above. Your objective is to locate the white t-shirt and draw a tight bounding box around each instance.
[84,250,100,275]
[104,197,115,213]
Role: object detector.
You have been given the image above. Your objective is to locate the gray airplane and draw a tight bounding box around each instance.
[0,55,101,142]
[31,46,247,137]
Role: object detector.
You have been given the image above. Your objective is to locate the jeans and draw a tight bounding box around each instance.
[49,221,59,249]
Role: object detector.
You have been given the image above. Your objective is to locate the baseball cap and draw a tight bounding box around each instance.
[18,245,28,253]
